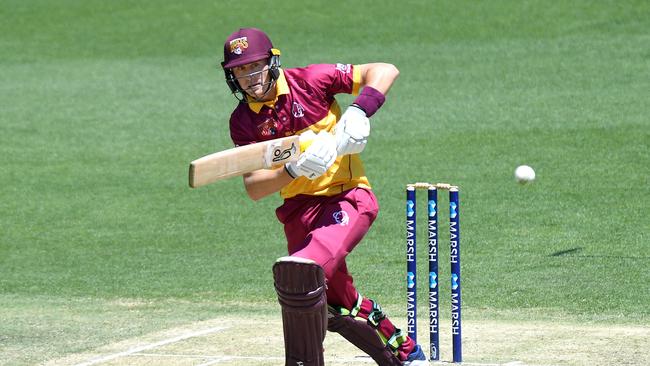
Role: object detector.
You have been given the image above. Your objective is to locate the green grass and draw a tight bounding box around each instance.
[1,0,649,364]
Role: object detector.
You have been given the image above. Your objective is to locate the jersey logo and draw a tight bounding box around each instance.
[336,63,351,73]
[333,210,350,226]
[257,118,279,137]
[292,102,305,118]
[229,37,248,55]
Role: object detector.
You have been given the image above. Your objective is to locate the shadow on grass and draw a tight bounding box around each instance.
[549,247,650,260]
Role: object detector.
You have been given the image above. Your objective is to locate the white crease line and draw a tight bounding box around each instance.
[128,354,285,362]
[430,362,527,366]
[195,357,231,366]
[132,353,373,364]
[192,355,374,365]
[131,352,525,366]
[73,326,229,366]
[193,356,269,366]
[129,352,212,359]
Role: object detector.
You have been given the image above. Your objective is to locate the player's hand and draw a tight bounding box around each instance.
[285,131,337,180]
[334,105,370,156]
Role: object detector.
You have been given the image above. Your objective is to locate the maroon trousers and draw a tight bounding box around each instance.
[276,187,414,361]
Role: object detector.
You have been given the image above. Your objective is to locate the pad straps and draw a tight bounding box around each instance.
[333,293,407,354]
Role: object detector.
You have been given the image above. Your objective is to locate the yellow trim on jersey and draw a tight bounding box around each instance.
[248,69,289,113]
[280,100,371,199]
[352,65,362,96]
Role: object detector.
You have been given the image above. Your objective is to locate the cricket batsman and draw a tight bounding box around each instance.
[220,28,427,366]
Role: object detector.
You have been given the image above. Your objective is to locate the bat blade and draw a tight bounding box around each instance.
[189,135,301,188]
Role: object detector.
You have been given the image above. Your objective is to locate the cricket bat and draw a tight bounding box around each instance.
[189,135,308,188]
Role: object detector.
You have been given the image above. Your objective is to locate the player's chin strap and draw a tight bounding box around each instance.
[224,48,281,103]
[328,294,405,366]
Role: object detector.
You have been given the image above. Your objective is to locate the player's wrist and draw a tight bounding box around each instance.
[352,86,385,117]
[284,163,298,179]
[348,104,367,117]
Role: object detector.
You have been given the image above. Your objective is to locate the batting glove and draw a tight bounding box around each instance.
[285,131,337,180]
[334,105,370,156]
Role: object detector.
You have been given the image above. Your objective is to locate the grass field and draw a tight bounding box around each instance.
[1,1,649,365]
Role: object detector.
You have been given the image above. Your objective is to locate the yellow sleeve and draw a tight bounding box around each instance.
[352,65,362,96]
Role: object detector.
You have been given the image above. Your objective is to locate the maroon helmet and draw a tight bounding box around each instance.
[221,28,281,102]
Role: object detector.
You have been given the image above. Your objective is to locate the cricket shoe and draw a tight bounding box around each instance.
[403,344,428,366]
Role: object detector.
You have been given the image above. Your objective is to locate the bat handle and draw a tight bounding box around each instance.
[299,139,312,152]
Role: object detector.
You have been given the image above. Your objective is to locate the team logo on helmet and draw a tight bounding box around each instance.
[229,37,249,55]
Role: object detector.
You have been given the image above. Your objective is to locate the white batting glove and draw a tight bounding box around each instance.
[334,105,370,156]
[285,131,337,180]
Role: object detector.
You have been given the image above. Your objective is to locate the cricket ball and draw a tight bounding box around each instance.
[515,165,535,184]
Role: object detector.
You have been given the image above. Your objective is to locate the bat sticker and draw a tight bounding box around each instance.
[271,142,298,163]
